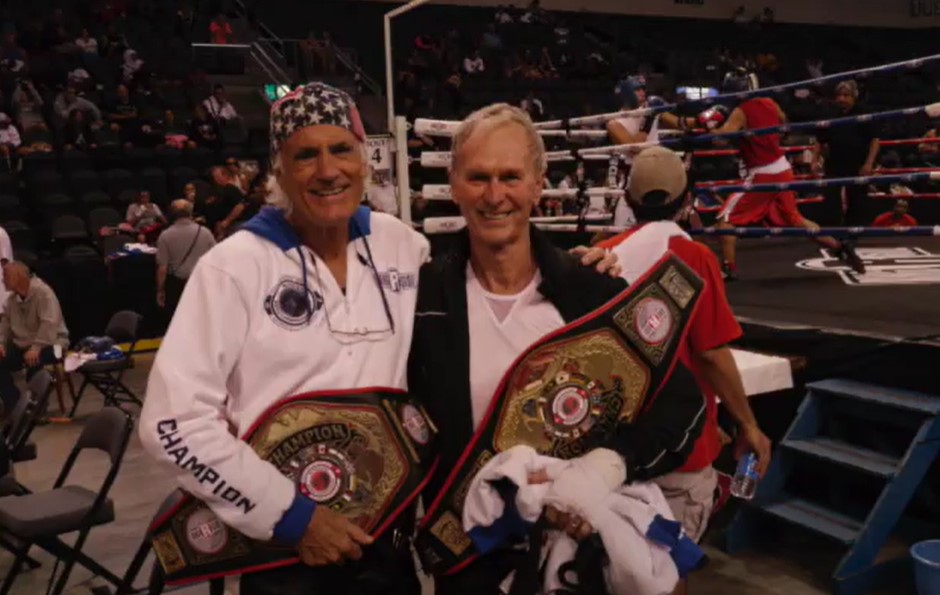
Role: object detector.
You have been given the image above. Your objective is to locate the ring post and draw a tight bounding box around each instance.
[394,116,412,225]
[384,0,431,132]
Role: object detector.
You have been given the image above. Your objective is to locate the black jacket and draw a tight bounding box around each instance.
[408,227,706,500]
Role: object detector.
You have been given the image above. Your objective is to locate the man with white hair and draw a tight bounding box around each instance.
[139,82,432,595]
[410,104,707,593]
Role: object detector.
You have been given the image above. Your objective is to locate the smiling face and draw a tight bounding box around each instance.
[277,124,367,230]
[450,119,543,250]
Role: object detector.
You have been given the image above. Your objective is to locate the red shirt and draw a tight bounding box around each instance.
[872,212,917,227]
[738,98,784,169]
[599,227,743,471]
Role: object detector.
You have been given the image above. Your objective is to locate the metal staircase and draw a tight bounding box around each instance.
[725,379,940,594]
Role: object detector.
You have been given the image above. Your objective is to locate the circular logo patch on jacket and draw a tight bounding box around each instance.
[264,277,324,330]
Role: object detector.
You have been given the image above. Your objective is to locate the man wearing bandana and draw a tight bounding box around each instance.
[139,83,431,595]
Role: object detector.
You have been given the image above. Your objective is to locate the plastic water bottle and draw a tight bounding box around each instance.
[730,452,759,500]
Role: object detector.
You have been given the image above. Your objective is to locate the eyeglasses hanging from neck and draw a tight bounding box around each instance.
[297,219,396,345]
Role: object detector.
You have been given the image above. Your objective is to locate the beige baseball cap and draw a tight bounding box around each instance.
[627,146,688,205]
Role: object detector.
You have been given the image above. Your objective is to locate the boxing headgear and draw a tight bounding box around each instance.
[615,75,647,108]
[721,68,759,94]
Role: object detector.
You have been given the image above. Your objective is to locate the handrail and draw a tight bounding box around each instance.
[191,43,252,50]
[251,41,291,84]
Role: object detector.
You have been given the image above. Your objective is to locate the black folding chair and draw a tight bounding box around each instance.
[70,311,144,417]
[0,371,54,569]
[0,407,134,595]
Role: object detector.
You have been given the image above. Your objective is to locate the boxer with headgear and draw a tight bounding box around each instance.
[695,68,864,279]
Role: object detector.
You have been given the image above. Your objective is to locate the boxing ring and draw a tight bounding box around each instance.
[380,47,940,342]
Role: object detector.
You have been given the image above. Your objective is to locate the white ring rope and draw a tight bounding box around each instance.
[420,184,625,201]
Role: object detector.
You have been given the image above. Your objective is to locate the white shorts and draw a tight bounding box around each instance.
[654,466,718,543]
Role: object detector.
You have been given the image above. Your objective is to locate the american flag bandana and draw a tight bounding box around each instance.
[269,82,366,156]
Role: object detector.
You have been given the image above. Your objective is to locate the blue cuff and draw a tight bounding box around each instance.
[467,479,532,554]
[645,514,707,578]
[272,491,316,546]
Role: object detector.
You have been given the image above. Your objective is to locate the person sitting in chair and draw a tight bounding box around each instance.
[0,262,69,414]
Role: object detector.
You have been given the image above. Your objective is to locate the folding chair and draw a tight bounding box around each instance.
[69,311,144,417]
[1,370,55,469]
[0,371,54,570]
[0,407,133,595]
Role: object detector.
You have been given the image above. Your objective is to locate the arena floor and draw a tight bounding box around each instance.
[723,236,940,340]
[0,354,912,595]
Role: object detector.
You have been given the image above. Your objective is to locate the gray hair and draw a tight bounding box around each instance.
[450,103,547,176]
[265,144,372,217]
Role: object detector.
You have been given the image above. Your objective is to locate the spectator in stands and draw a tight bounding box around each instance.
[156,199,216,316]
[215,177,266,238]
[481,24,502,52]
[63,109,96,151]
[0,33,25,67]
[203,84,239,123]
[0,227,11,314]
[225,157,250,193]
[122,48,145,84]
[106,84,139,145]
[442,71,463,117]
[872,199,917,228]
[520,90,544,120]
[175,3,196,41]
[202,165,244,233]
[0,114,21,162]
[11,78,45,132]
[54,86,103,127]
[75,28,98,55]
[188,103,221,149]
[126,190,166,242]
[209,13,233,45]
[463,50,485,76]
[182,182,198,204]
[0,261,69,414]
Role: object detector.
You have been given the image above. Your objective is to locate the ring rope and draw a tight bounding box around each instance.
[418,217,940,238]
[869,192,940,199]
[420,185,625,201]
[695,171,940,196]
[579,103,940,158]
[533,53,940,129]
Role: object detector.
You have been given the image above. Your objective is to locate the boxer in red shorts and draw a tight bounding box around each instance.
[704,70,865,279]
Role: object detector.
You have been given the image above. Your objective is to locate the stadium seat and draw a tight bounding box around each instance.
[69,170,102,197]
[138,168,168,205]
[0,195,24,223]
[104,169,136,199]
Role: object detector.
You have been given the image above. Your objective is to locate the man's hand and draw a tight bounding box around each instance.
[297,506,373,566]
[734,423,772,479]
[24,346,40,367]
[156,289,166,308]
[0,345,6,359]
[528,469,593,541]
[569,245,621,278]
[859,164,874,177]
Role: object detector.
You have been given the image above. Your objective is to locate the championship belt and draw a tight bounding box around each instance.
[148,388,437,586]
[415,254,703,575]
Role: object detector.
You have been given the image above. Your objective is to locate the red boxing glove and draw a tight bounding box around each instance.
[697,105,729,131]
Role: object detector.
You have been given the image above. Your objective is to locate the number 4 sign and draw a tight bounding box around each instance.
[366,135,394,171]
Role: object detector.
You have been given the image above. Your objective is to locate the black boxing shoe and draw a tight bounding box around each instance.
[838,242,866,275]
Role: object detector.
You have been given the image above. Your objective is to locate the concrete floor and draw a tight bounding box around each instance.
[0,354,909,595]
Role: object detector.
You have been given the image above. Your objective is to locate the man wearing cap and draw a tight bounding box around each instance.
[139,82,430,594]
[595,147,771,595]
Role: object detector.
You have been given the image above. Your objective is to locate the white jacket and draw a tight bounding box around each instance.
[139,207,429,542]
